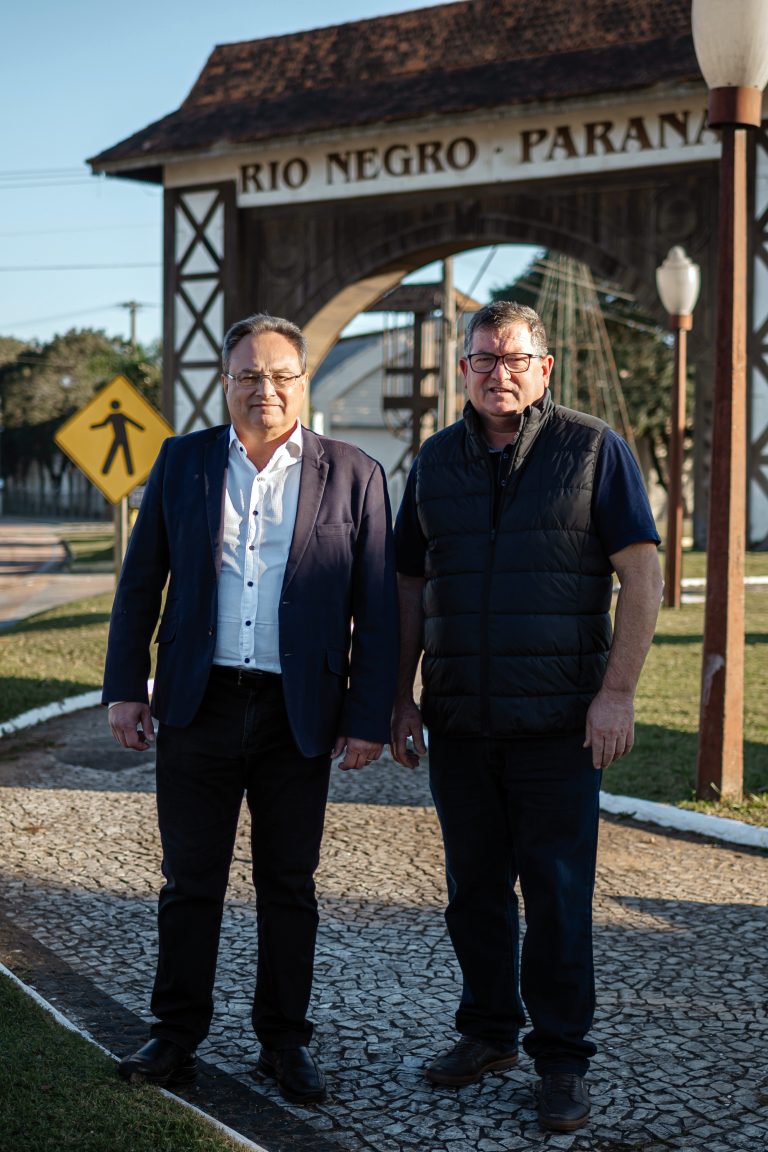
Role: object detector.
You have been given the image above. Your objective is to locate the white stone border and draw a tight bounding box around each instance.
[0,961,270,1152]
[599,791,768,850]
[0,691,103,737]
[2,690,766,850]
[0,680,153,738]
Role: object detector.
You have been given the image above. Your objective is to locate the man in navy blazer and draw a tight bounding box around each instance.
[105,313,398,1103]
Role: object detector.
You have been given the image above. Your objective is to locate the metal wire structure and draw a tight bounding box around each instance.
[535,253,637,451]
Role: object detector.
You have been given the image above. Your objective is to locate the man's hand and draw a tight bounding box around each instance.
[109,702,155,752]
[391,699,427,769]
[584,540,662,770]
[332,736,384,771]
[584,687,634,769]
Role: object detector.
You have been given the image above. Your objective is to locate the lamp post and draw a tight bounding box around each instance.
[439,257,457,431]
[656,247,700,610]
[691,0,768,801]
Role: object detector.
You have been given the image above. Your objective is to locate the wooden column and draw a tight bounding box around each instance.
[696,124,748,801]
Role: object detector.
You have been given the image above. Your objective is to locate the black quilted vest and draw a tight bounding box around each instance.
[415,393,613,737]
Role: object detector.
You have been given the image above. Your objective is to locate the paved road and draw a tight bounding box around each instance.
[0,517,114,628]
[1,518,767,1151]
[1,705,766,1152]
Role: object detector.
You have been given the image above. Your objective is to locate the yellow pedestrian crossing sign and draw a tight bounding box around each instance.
[55,375,174,504]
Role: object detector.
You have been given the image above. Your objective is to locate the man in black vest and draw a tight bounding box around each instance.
[391,300,662,1133]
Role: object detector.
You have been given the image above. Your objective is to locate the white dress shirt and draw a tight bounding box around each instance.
[213,423,303,672]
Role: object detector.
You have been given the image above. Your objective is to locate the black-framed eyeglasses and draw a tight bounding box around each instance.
[222,371,304,389]
[467,352,543,374]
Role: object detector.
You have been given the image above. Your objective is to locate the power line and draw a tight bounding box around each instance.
[0,222,158,239]
[0,168,90,176]
[0,263,160,272]
[0,167,101,191]
[1,303,159,330]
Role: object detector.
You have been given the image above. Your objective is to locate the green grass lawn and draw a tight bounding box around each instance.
[0,976,243,1152]
[0,593,114,721]
[605,584,768,824]
[58,527,115,572]
[680,549,768,582]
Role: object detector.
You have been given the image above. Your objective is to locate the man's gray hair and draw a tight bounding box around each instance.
[464,300,549,356]
[222,313,308,373]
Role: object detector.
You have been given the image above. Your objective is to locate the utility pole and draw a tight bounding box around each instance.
[115,301,143,572]
[439,258,457,430]
[120,301,142,349]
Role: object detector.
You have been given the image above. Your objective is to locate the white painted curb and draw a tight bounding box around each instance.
[0,680,153,738]
[0,961,270,1152]
[0,690,102,737]
[599,791,768,850]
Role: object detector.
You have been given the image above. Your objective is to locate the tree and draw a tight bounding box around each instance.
[0,336,28,369]
[0,328,162,490]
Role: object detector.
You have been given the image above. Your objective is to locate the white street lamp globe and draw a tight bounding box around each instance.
[656,247,701,318]
[692,0,768,92]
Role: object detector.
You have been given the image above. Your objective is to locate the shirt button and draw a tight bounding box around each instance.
[249,545,255,551]
[247,581,254,587]
[244,657,251,664]
[245,620,252,626]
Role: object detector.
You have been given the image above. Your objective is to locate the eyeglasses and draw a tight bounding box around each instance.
[222,371,304,390]
[467,352,543,374]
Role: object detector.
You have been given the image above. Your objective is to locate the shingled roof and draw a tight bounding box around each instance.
[89,0,700,182]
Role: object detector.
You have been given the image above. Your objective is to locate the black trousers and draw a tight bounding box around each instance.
[150,667,331,1052]
[429,733,601,1076]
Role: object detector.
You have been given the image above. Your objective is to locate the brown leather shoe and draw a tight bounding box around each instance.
[117,1037,197,1086]
[536,1072,591,1132]
[257,1046,327,1104]
[425,1036,519,1086]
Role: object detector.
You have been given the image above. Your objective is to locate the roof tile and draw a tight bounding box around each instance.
[89,0,698,178]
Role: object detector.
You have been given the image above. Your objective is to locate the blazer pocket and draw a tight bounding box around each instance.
[155,611,178,644]
[326,648,349,678]
[316,522,354,536]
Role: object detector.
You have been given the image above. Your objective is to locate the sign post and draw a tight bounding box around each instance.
[54,375,174,577]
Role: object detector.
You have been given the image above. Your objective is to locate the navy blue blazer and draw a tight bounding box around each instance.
[102,424,399,757]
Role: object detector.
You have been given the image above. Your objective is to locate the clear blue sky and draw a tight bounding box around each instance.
[1,0,538,350]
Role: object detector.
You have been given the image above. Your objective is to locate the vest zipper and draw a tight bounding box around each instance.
[482,413,528,733]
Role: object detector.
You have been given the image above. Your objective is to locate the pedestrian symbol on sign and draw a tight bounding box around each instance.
[90,401,145,476]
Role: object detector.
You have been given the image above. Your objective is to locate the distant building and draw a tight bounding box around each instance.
[311,285,480,508]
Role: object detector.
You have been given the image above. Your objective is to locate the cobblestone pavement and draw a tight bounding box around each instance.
[1,706,767,1152]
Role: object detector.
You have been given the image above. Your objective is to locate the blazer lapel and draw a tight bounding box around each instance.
[204,427,230,576]
[283,428,328,592]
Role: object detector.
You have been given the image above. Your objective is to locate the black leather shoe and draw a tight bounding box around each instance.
[257,1046,327,1104]
[117,1037,197,1086]
[425,1036,518,1086]
[537,1072,591,1132]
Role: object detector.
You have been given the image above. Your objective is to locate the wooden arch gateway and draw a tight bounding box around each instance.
[90,0,768,548]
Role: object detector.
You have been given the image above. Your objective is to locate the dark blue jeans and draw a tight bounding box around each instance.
[429,733,601,1075]
[151,668,331,1052]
